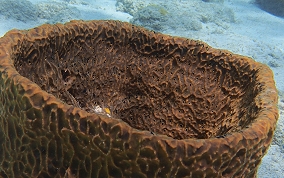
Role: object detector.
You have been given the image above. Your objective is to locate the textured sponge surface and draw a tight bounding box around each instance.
[15,21,259,140]
[0,20,279,177]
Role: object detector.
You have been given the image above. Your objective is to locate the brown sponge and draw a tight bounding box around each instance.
[0,20,278,177]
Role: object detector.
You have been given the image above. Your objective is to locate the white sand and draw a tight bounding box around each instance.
[0,0,283,177]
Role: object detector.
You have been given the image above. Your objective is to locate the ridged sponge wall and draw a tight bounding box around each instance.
[0,20,279,177]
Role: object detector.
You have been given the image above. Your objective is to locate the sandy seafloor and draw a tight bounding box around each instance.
[0,0,283,177]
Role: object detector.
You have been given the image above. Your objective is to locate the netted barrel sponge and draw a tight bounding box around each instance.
[0,20,278,177]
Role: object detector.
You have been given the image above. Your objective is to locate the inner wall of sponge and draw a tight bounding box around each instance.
[13,24,259,139]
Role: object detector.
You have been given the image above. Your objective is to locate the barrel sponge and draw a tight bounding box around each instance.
[0,20,278,177]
